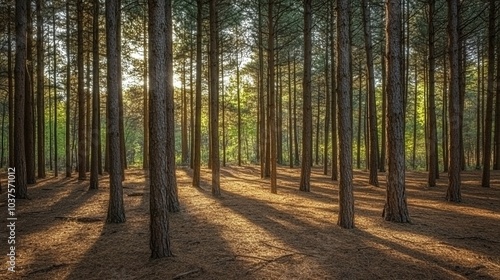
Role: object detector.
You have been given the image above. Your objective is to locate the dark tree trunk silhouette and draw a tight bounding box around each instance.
[337,0,354,228]
[446,0,461,201]
[143,8,149,170]
[300,0,312,193]
[293,57,300,166]
[15,0,28,198]
[481,0,495,188]
[268,0,277,193]
[77,0,86,180]
[148,0,173,258]
[52,8,58,177]
[65,1,72,178]
[427,0,438,187]
[106,0,126,223]
[383,0,410,223]
[323,13,330,175]
[288,52,294,168]
[8,5,14,168]
[209,0,221,196]
[330,0,338,181]
[496,19,500,170]
[193,0,202,188]
[90,0,100,190]
[362,0,379,186]
[237,50,242,166]
[36,0,45,179]
[258,0,266,178]
[165,0,180,211]
[25,1,35,184]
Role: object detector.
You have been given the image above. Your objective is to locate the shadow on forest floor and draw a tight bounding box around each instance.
[0,166,499,279]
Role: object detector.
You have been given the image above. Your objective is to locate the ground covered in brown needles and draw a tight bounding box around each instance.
[0,165,499,279]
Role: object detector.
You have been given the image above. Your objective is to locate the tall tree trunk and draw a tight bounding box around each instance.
[65,1,71,177]
[237,50,242,166]
[362,0,379,186]
[337,0,354,228]
[446,0,461,201]
[481,0,495,188]
[383,0,410,223]
[143,7,149,169]
[442,54,448,172]
[193,0,203,188]
[380,41,387,172]
[53,7,58,177]
[323,19,330,175]
[182,57,189,165]
[8,4,14,168]
[77,0,86,180]
[209,0,221,196]
[330,0,338,180]
[86,52,91,172]
[277,54,283,165]
[293,56,300,166]
[165,0,180,211]
[412,64,418,169]
[258,0,266,178]
[356,64,362,170]
[315,87,321,166]
[118,6,127,175]
[15,0,28,198]
[427,0,438,187]
[476,41,482,169]
[36,0,45,178]
[300,0,312,193]
[190,25,195,169]
[25,0,36,184]
[148,0,173,258]
[288,52,294,168]
[106,0,126,223]
[221,40,226,167]
[496,19,500,170]
[268,0,277,193]
[90,0,100,190]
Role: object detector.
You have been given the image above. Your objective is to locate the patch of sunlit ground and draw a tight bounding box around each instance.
[0,166,499,279]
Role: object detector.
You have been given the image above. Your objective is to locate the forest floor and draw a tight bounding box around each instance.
[0,165,499,280]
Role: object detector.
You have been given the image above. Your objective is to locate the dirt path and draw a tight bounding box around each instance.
[1,166,499,279]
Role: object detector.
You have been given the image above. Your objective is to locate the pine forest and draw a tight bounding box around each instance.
[0,0,499,278]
